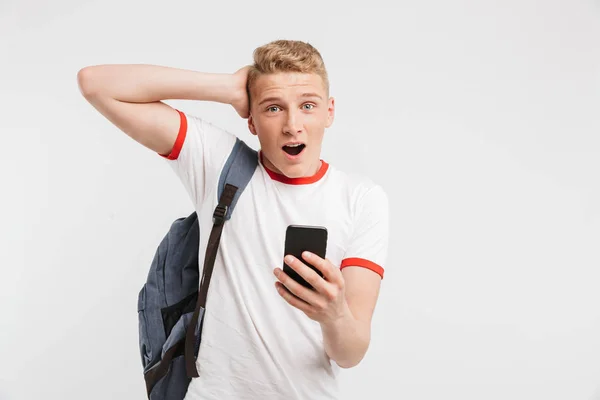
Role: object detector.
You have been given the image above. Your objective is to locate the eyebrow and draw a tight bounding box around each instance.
[257,92,323,106]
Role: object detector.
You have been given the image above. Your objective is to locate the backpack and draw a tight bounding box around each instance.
[137,138,258,399]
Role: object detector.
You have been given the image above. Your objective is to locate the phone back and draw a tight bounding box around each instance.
[283,225,328,288]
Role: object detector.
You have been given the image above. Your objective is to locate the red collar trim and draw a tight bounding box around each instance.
[259,152,329,185]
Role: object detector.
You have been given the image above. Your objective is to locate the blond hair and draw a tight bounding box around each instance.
[247,40,329,101]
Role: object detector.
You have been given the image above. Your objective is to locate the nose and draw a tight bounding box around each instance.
[283,109,303,136]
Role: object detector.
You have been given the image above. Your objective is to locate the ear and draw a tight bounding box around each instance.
[248,113,257,136]
[325,97,335,128]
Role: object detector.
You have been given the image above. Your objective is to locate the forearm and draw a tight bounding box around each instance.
[77,64,237,104]
[320,306,370,368]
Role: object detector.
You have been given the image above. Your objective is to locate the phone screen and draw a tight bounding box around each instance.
[282,225,328,289]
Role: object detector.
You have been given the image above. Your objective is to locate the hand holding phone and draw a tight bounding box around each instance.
[282,225,328,289]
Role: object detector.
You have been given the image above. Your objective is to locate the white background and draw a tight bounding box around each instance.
[1,1,599,399]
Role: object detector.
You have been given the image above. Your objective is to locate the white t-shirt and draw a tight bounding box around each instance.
[160,110,389,400]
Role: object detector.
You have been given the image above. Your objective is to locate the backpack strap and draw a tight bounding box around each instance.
[217,138,259,221]
[184,138,258,378]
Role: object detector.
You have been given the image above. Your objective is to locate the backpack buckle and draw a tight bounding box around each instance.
[212,204,228,225]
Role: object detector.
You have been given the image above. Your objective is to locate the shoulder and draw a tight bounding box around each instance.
[180,110,237,143]
[170,109,238,164]
[325,165,389,211]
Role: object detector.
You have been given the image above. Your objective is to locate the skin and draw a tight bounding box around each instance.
[247,71,334,178]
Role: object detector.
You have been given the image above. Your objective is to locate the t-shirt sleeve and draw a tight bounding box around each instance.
[158,109,237,206]
[340,184,390,279]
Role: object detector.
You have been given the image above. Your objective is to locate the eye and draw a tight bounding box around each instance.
[302,103,315,110]
[267,106,281,112]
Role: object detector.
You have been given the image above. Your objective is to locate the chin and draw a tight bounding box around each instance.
[279,164,306,178]
[261,150,316,178]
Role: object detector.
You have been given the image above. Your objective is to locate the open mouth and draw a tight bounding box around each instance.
[282,143,306,156]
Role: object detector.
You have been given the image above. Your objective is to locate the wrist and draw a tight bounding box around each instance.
[321,303,354,331]
[229,74,249,105]
[186,71,240,105]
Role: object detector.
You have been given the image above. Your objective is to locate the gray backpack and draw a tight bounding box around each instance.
[137,138,258,399]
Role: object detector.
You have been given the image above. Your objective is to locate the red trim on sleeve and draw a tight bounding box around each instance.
[340,257,384,279]
[159,109,187,160]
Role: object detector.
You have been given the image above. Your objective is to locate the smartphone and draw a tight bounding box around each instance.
[283,225,328,289]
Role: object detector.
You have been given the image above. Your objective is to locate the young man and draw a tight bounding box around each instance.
[78,40,389,399]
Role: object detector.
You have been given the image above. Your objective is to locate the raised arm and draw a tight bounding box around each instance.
[77,64,249,155]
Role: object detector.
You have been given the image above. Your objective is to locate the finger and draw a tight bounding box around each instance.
[274,266,320,304]
[275,281,313,314]
[284,255,328,293]
[301,252,341,284]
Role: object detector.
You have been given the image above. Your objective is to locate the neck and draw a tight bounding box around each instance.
[261,153,322,178]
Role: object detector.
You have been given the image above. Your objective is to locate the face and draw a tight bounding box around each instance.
[247,72,335,178]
